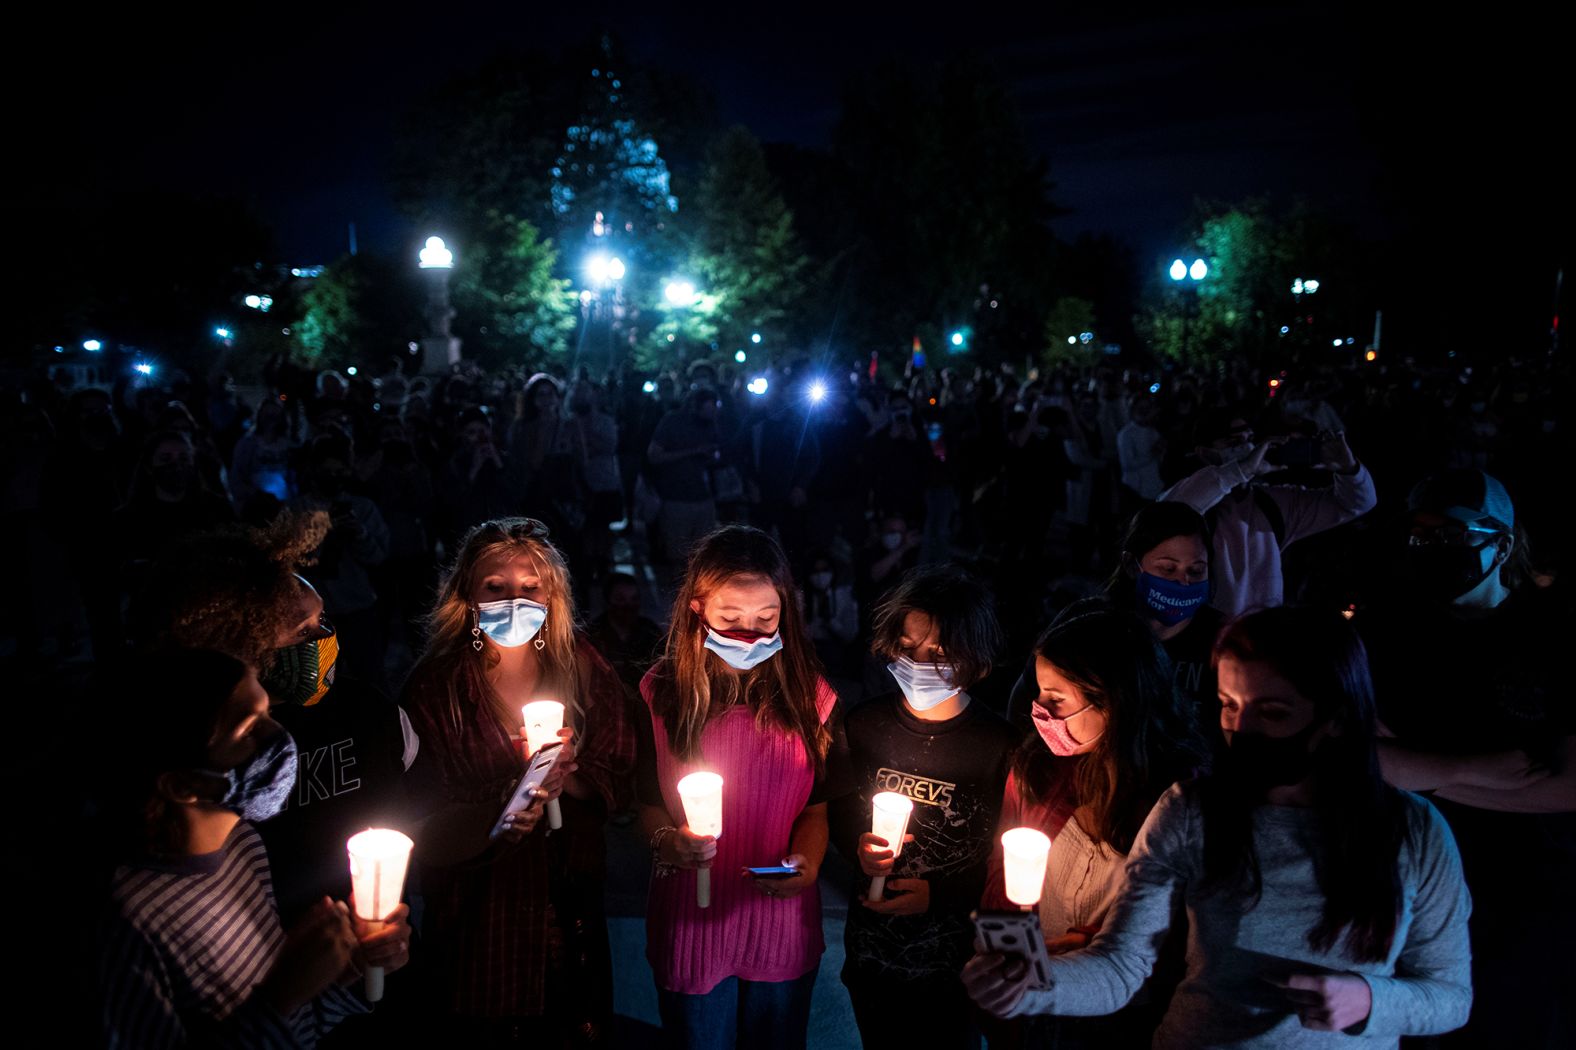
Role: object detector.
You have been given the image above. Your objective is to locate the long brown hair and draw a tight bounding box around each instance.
[1203,608,1410,962]
[649,525,830,772]
[411,517,583,737]
[1013,609,1208,854]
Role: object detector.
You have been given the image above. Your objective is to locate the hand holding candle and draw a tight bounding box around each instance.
[864,791,915,902]
[676,772,723,908]
[522,701,566,830]
[1000,827,1052,909]
[347,829,415,1002]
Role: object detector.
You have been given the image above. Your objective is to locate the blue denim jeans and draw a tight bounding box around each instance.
[656,969,817,1050]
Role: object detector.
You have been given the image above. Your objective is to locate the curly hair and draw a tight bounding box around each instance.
[137,511,328,666]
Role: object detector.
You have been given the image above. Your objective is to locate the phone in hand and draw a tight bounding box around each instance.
[489,741,563,840]
[744,865,800,880]
[972,911,1054,990]
[1265,436,1318,468]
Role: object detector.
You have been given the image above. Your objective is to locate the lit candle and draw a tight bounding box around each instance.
[676,771,724,908]
[346,828,415,1002]
[866,791,914,902]
[522,701,565,830]
[1000,827,1052,909]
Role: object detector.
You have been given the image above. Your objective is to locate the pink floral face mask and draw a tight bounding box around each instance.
[1032,703,1104,756]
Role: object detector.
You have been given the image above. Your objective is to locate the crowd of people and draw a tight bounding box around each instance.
[0,344,1569,1049]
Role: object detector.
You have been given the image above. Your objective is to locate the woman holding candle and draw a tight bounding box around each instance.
[99,649,412,1047]
[980,608,1210,1047]
[403,517,636,1044]
[636,525,852,1050]
[828,565,1019,1049]
[965,608,1474,1048]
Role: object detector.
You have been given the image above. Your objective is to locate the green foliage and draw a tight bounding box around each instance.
[828,57,1059,361]
[1041,297,1099,368]
[1142,198,1363,368]
[450,213,578,368]
[295,254,414,370]
[690,127,811,353]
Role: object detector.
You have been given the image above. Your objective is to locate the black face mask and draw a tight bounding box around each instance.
[1219,723,1325,790]
[152,463,194,492]
[1405,543,1495,605]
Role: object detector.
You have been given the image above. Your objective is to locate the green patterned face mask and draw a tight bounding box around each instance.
[260,623,338,706]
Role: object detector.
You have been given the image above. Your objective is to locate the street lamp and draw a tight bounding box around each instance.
[735,350,747,363]
[585,253,626,284]
[1189,258,1208,281]
[418,236,454,269]
[747,377,769,396]
[751,332,762,344]
[418,235,460,374]
[82,339,102,352]
[1169,259,1188,281]
[664,279,697,306]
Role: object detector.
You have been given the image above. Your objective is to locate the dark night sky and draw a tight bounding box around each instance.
[20,3,1568,309]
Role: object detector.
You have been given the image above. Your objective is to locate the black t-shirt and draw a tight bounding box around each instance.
[829,692,1020,980]
[260,678,418,922]
[1364,587,1576,901]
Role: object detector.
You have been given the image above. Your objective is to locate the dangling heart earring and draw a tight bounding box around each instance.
[534,617,547,651]
[471,606,484,652]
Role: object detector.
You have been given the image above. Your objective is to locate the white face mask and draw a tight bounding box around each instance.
[476,598,548,648]
[887,655,958,711]
[703,626,783,670]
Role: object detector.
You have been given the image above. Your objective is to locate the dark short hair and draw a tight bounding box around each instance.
[1108,501,1213,592]
[870,565,1002,689]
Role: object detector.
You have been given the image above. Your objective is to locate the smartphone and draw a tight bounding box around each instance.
[744,865,800,880]
[1265,437,1318,468]
[489,741,563,839]
[971,911,1054,991]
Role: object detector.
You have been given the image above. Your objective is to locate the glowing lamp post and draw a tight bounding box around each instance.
[866,792,914,902]
[346,828,414,1002]
[417,236,461,376]
[676,772,723,908]
[1000,827,1052,910]
[521,701,566,830]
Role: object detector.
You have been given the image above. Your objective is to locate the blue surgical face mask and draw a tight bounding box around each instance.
[887,655,958,711]
[477,598,548,648]
[1136,572,1209,626]
[200,729,298,823]
[703,626,783,670]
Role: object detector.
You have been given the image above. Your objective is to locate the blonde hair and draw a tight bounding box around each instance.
[413,518,583,736]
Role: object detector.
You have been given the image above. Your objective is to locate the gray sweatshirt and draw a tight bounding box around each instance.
[1015,782,1472,1048]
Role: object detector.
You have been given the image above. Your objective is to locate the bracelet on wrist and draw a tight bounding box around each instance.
[650,825,679,878]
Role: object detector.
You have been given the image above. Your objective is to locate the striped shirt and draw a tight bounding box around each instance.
[101,821,366,1048]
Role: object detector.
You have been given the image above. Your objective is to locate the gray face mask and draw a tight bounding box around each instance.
[198,729,299,823]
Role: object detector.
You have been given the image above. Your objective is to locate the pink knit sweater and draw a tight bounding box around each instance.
[640,670,838,994]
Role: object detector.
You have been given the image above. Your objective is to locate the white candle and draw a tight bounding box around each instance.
[1000,827,1052,909]
[346,828,415,1002]
[676,771,724,909]
[522,701,566,830]
[867,791,914,902]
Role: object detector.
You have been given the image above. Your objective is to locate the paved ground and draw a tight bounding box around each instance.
[604,812,864,1049]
